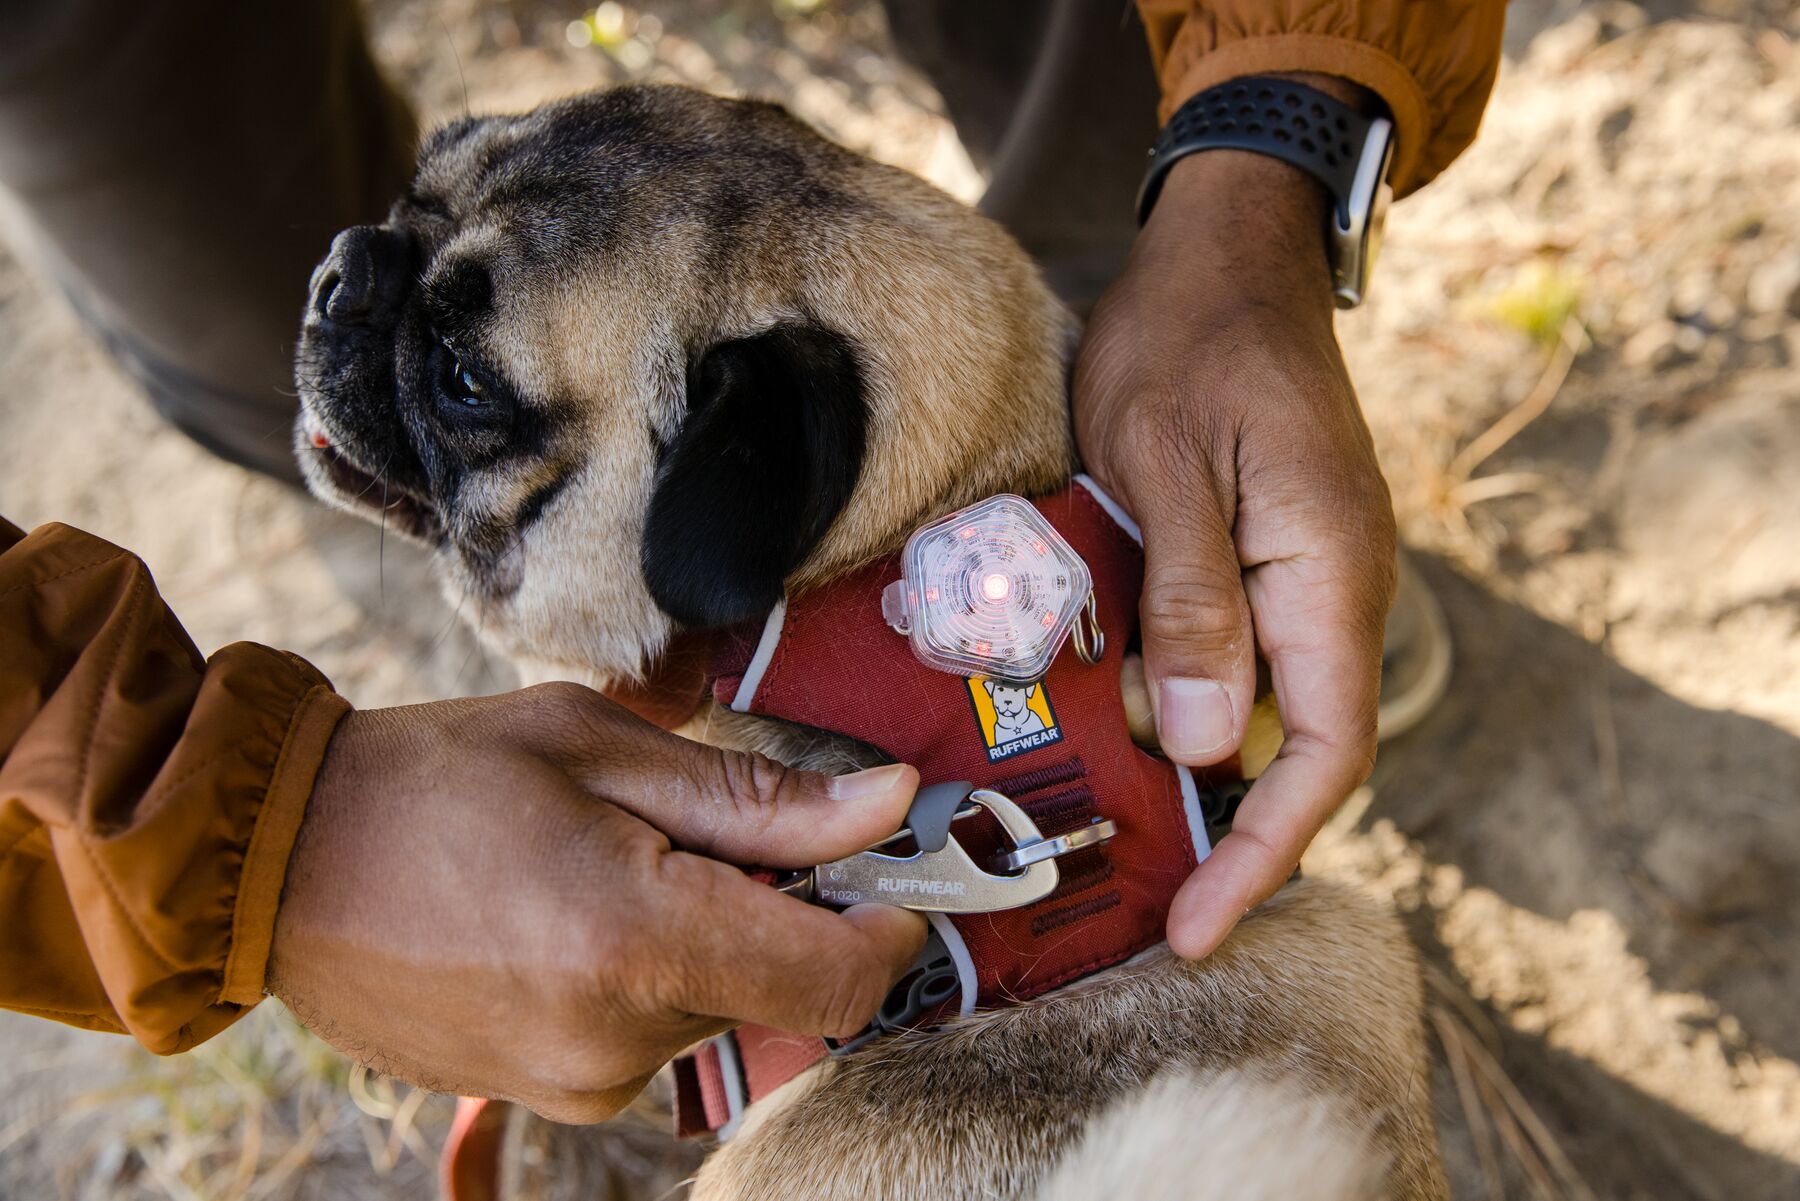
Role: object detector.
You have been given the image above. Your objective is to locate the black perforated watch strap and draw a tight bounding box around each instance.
[1137,77,1375,224]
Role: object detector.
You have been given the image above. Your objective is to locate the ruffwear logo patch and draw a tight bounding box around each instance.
[966,677,1062,763]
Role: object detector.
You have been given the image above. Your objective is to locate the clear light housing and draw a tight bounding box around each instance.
[881,494,1092,683]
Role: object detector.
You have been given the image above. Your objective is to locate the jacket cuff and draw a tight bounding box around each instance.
[1157,33,1432,196]
[218,681,351,1006]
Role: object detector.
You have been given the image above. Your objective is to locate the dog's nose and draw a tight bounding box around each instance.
[311,225,414,326]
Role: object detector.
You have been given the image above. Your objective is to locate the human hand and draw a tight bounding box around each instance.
[1073,126,1397,960]
[266,683,926,1122]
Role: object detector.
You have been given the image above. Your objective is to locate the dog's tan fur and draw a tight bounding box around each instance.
[693,880,1441,1201]
[1032,1064,1387,1201]
[295,84,1444,1200]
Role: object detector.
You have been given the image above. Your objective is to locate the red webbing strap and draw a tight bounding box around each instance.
[674,1027,832,1136]
[673,1038,738,1138]
[737,1025,830,1096]
[442,1097,508,1201]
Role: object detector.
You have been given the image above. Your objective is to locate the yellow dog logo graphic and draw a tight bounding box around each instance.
[967,677,1062,762]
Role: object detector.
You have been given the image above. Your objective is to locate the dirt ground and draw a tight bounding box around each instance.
[2,2,1797,1198]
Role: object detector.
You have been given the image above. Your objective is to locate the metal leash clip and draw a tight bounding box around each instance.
[776,781,1118,914]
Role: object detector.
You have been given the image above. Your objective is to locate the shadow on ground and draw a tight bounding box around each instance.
[1368,556,1800,1198]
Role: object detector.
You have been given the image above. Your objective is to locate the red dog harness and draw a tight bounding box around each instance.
[672,476,1243,1137]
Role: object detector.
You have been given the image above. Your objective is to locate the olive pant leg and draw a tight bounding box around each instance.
[0,1,415,482]
[881,0,1162,314]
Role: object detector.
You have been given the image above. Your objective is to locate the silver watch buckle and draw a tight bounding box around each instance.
[1331,115,1394,310]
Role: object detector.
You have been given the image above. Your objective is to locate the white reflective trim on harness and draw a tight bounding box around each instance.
[1070,478,1215,868]
[1072,473,1142,545]
[1076,473,1208,864]
[730,599,788,713]
[713,1031,747,1141]
[1176,764,1213,864]
[926,913,978,1017]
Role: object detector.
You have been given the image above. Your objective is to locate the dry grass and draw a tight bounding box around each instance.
[0,1004,454,1201]
[1427,970,1599,1201]
[1408,313,1589,572]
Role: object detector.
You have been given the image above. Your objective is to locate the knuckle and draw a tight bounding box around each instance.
[1303,718,1380,791]
[528,679,599,714]
[813,963,887,1039]
[520,681,615,749]
[1301,523,1396,632]
[1337,470,1397,543]
[707,747,798,834]
[631,856,730,1010]
[1141,564,1247,647]
[1344,721,1380,784]
[1232,826,1297,892]
[536,992,671,1101]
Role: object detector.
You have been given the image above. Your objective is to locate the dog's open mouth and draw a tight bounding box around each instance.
[305,435,443,543]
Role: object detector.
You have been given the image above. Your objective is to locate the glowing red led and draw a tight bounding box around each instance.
[890,493,1093,682]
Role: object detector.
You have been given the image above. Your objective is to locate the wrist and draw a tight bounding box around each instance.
[1136,152,1335,325]
[1137,73,1380,315]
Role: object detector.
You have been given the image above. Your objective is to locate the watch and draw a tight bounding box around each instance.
[1137,77,1394,309]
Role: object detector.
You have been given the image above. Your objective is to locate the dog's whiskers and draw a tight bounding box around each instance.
[378,469,389,606]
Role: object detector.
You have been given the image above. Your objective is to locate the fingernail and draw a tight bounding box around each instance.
[829,763,912,801]
[1159,678,1236,758]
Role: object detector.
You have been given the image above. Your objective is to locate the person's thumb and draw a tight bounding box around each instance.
[658,756,920,866]
[1135,490,1257,766]
[555,693,920,866]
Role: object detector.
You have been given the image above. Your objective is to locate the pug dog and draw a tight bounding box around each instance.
[295,85,1444,1201]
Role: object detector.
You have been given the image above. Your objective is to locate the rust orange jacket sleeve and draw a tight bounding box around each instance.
[1136,0,1507,196]
[0,517,349,1054]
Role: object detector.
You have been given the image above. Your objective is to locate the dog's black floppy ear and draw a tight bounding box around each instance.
[642,323,866,628]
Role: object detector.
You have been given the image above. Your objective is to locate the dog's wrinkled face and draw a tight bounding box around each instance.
[296,85,1074,681]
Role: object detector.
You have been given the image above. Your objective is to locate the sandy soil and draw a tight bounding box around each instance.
[1,2,1796,1198]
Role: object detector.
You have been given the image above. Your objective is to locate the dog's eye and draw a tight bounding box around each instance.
[431,342,508,422]
[452,361,486,406]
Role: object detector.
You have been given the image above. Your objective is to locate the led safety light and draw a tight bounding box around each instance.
[881,494,1094,683]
